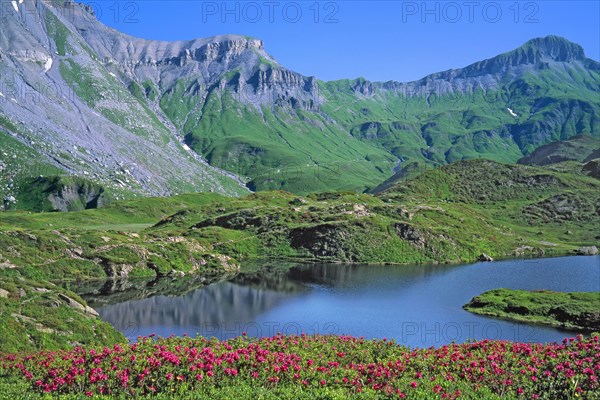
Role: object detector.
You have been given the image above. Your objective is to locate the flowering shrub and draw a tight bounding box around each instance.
[1,334,598,399]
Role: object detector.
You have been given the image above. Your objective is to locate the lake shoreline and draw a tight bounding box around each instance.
[464,289,600,332]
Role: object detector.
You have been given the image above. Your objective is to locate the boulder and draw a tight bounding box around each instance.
[478,253,494,262]
[58,293,99,316]
[576,246,598,256]
[395,223,426,248]
[582,159,600,179]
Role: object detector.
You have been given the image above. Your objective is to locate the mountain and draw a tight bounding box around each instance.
[0,0,249,205]
[1,1,599,203]
[517,135,600,165]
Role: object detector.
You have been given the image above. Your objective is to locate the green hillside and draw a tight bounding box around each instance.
[1,160,598,351]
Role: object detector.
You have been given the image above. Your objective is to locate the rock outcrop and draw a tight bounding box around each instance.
[576,246,598,256]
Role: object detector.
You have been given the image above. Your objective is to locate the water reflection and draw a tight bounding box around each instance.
[97,281,306,337]
[88,256,600,347]
[73,271,237,308]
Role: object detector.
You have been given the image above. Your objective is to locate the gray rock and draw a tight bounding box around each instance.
[576,246,598,255]
[583,159,600,179]
[395,223,426,249]
[58,293,99,316]
[478,253,494,262]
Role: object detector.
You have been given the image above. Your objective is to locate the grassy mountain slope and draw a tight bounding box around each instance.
[169,36,600,193]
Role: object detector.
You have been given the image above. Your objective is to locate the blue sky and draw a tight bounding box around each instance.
[87,1,600,82]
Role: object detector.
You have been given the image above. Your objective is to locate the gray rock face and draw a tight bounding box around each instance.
[583,159,600,179]
[1,1,598,197]
[577,246,599,256]
[478,253,494,262]
[58,293,99,316]
[47,181,105,211]
[13,176,107,211]
[395,223,426,249]
[0,0,248,198]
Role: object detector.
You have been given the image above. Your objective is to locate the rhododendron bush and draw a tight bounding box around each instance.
[1,334,598,399]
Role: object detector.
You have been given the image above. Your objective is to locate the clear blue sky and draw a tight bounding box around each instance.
[85,1,600,82]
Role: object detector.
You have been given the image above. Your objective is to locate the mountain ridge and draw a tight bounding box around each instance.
[1,0,598,204]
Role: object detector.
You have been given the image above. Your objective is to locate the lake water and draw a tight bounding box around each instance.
[93,255,600,348]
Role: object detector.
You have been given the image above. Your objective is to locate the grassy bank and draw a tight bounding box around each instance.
[0,276,125,353]
[464,289,600,331]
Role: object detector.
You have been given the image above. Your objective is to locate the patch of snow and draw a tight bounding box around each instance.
[507,107,518,117]
[19,0,24,3]
[0,92,4,98]
[11,1,18,12]
[44,57,53,73]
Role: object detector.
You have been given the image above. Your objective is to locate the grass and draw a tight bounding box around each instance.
[464,289,600,331]
[178,90,397,194]
[0,276,124,353]
[45,9,72,56]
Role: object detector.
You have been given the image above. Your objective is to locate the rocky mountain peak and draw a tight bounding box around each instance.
[461,35,588,77]
[521,35,586,62]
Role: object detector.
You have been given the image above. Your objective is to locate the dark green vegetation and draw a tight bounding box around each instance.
[518,135,600,166]
[1,160,598,352]
[464,289,600,331]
